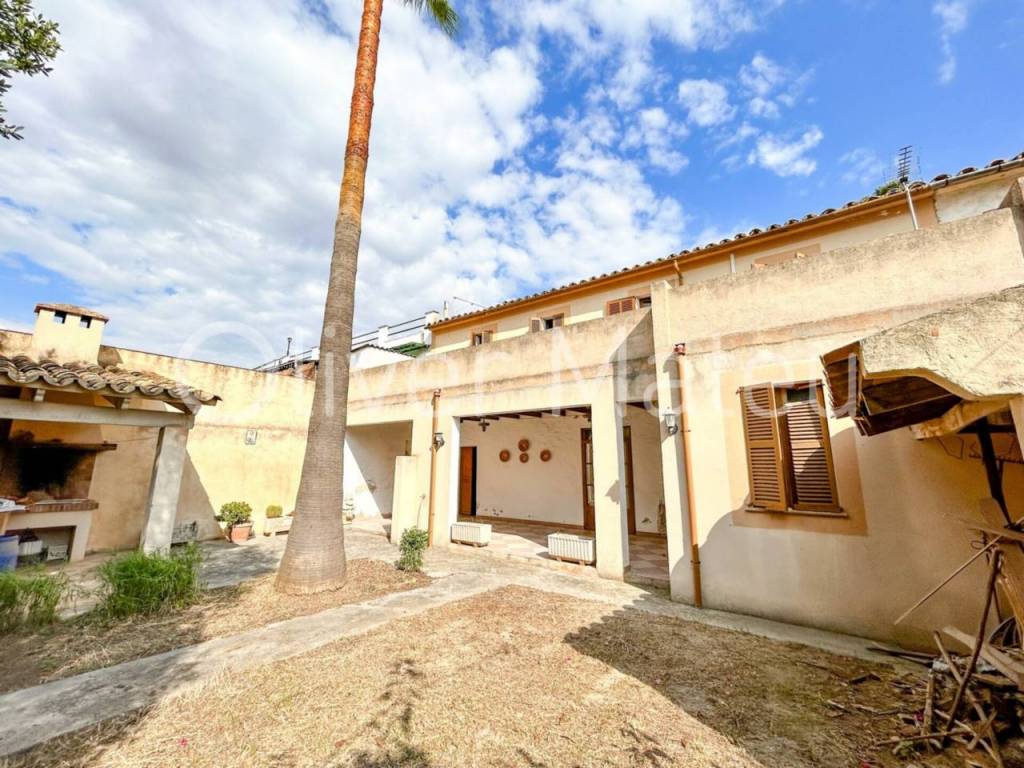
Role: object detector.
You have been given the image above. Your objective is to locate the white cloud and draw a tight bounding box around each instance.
[839,148,886,188]
[747,127,824,177]
[738,53,811,118]
[1,0,705,365]
[677,79,736,127]
[0,0,547,363]
[933,0,970,84]
[504,0,762,57]
[622,107,689,173]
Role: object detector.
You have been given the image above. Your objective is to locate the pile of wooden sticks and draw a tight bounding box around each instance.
[892,547,1024,765]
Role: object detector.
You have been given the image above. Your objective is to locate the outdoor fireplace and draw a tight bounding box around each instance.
[0,428,112,561]
[0,433,112,507]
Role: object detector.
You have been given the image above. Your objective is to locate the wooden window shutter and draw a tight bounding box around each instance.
[739,384,788,510]
[551,314,564,327]
[530,317,542,332]
[782,385,839,511]
[606,297,638,316]
[482,330,493,343]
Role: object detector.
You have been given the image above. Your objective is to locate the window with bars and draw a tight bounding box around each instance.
[738,381,841,514]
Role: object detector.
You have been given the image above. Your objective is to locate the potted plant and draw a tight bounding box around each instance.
[216,501,253,543]
[263,504,292,536]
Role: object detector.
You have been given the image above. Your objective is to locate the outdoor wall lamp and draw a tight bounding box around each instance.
[664,412,679,436]
[433,432,446,450]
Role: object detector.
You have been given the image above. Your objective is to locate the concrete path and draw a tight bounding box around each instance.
[1,519,897,757]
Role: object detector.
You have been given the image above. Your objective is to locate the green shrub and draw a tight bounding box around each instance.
[216,501,253,528]
[0,569,69,632]
[97,544,201,618]
[397,527,429,572]
[265,504,283,519]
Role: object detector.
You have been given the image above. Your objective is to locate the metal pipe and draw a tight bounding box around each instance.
[426,388,441,545]
[674,343,703,608]
[902,182,920,231]
[977,417,1011,525]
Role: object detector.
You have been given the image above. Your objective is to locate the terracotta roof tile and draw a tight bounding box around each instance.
[427,150,1024,329]
[0,354,220,405]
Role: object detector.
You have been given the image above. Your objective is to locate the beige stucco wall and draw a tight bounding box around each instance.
[461,413,589,526]
[429,203,929,354]
[344,421,411,518]
[624,407,665,534]
[30,308,106,363]
[430,167,1024,356]
[934,175,1024,224]
[1,329,315,550]
[655,202,1024,646]
[348,308,656,578]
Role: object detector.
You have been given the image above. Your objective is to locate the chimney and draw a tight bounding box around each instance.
[30,303,109,364]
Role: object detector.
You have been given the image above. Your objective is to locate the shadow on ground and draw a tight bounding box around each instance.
[560,600,983,768]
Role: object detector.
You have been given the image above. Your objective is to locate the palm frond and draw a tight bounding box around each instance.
[402,0,458,37]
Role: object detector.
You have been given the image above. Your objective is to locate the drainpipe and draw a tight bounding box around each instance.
[674,343,703,608]
[902,182,920,231]
[426,389,441,545]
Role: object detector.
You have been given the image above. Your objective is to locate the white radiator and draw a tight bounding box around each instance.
[547,532,595,564]
[451,521,491,546]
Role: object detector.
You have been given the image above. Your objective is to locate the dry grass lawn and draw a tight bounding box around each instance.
[10,584,1017,768]
[0,559,429,694]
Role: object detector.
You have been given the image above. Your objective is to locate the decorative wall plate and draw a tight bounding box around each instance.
[518,438,530,452]
[499,449,511,462]
[518,452,529,463]
[540,449,552,462]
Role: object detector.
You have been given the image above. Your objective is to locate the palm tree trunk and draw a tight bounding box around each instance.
[276,0,383,595]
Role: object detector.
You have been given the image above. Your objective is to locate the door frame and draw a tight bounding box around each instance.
[580,428,594,530]
[580,426,637,533]
[623,425,637,535]
[458,446,477,517]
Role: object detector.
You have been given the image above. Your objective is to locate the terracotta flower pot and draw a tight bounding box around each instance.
[229,523,252,544]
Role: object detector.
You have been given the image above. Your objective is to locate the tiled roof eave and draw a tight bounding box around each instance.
[427,150,1024,331]
[0,355,220,406]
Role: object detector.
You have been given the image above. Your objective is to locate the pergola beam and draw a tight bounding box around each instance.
[0,398,192,428]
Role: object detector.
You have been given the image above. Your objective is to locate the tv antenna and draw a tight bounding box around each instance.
[895,145,914,184]
[890,145,921,230]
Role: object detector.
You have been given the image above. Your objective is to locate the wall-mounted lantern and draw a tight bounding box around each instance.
[664,412,679,436]
[433,432,446,450]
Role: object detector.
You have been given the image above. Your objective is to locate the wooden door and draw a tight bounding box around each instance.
[580,427,636,533]
[623,426,637,535]
[581,429,595,530]
[458,447,476,517]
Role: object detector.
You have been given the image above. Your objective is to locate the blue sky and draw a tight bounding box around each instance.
[0,0,1021,366]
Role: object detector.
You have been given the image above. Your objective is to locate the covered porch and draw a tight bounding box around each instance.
[450,402,668,584]
[456,515,669,585]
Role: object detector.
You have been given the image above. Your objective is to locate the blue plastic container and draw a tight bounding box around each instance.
[0,534,18,571]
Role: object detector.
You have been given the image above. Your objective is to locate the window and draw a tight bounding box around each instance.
[79,316,91,329]
[637,295,652,308]
[470,330,494,346]
[606,296,639,316]
[530,313,564,332]
[739,381,840,514]
[53,311,67,325]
